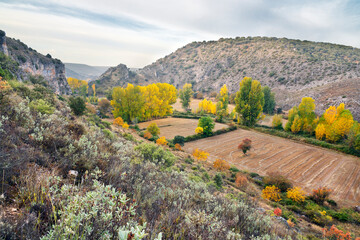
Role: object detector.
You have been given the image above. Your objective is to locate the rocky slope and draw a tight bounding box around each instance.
[0,30,71,94]
[96,36,360,119]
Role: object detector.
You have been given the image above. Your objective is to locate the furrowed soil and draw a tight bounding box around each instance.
[183,129,360,206]
[138,117,228,139]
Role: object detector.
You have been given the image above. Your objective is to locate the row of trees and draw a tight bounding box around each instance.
[111,83,177,122]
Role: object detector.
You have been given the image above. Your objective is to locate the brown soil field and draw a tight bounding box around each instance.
[173,98,235,113]
[138,117,228,139]
[183,129,360,206]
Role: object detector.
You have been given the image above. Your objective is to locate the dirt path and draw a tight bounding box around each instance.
[183,128,360,206]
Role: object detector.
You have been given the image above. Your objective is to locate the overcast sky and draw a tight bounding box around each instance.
[1,0,359,67]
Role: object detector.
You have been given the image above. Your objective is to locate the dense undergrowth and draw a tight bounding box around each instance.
[0,80,285,239]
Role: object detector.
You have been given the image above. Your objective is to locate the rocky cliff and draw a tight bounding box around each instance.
[0,30,71,95]
[96,36,360,119]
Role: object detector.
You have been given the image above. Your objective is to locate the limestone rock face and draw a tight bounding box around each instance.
[0,30,71,95]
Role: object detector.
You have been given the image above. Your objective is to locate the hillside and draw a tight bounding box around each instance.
[64,63,109,81]
[95,36,360,119]
[0,30,71,94]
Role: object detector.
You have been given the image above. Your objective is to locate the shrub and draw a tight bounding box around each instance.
[174,143,182,150]
[42,180,145,240]
[323,225,352,240]
[122,122,129,129]
[102,129,115,140]
[263,172,293,192]
[235,173,248,189]
[113,116,124,126]
[195,126,204,135]
[135,142,176,167]
[286,187,306,203]
[29,99,54,115]
[238,138,252,155]
[213,159,230,172]
[98,98,111,115]
[172,135,185,146]
[192,148,209,161]
[156,136,168,146]
[262,185,282,202]
[143,131,152,139]
[274,208,282,216]
[198,116,214,136]
[147,122,160,136]
[85,102,96,114]
[272,114,283,129]
[69,96,86,116]
[214,174,223,189]
[311,187,332,205]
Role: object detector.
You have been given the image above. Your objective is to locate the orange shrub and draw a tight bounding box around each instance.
[235,173,248,188]
[0,78,11,91]
[311,187,332,204]
[287,219,295,228]
[262,185,281,202]
[192,148,209,161]
[213,159,230,172]
[324,225,351,240]
[287,187,306,202]
[122,123,129,129]
[174,143,182,150]
[143,131,153,139]
[156,136,168,146]
[273,207,282,216]
[113,117,124,126]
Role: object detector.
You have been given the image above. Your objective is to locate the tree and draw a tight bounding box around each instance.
[197,98,216,114]
[238,138,252,155]
[113,117,124,126]
[235,77,264,126]
[262,86,276,114]
[311,187,332,205]
[173,135,185,146]
[261,185,281,202]
[272,114,283,129]
[179,83,193,111]
[217,84,229,113]
[98,98,111,116]
[285,97,317,134]
[192,148,209,161]
[111,83,145,123]
[69,96,86,116]
[286,187,306,202]
[147,123,160,136]
[198,116,215,136]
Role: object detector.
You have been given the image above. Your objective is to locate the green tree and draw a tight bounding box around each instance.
[235,77,264,126]
[262,86,276,114]
[285,97,316,134]
[111,83,145,123]
[147,122,160,136]
[179,83,194,111]
[198,116,215,136]
[69,96,86,116]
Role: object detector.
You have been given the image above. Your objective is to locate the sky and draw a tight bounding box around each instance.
[1,0,360,68]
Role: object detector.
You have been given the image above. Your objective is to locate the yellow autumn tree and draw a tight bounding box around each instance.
[316,103,354,142]
[286,187,306,202]
[197,98,216,114]
[217,84,229,114]
[261,185,282,202]
[285,97,316,134]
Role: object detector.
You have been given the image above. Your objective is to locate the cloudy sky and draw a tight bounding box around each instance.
[1,0,359,67]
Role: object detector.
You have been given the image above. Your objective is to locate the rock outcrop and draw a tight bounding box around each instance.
[0,30,71,95]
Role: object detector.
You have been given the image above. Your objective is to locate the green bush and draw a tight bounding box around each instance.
[172,135,185,146]
[134,142,176,167]
[69,96,86,116]
[198,116,215,136]
[102,129,115,140]
[214,174,223,189]
[29,99,54,115]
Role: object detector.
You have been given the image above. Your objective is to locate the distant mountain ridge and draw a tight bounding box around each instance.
[94,36,360,119]
[0,30,71,94]
[65,63,109,81]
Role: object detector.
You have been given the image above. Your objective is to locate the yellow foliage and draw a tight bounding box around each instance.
[272,114,283,128]
[262,185,282,202]
[287,219,295,228]
[286,187,306,202]
[291,115,302,133]
[113,117,124,127]
[0,78,11,91]
[213,159,230,172]
[122,123,129,129]
[192,148,209,161]
[197,98,216,114]
[195,127,204,135]
[315,123,326,140]
[156,136,168,146]
[324,106,337,125]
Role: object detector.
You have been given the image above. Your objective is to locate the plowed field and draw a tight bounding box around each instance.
[138,117,228,139]
[183,129,360,206]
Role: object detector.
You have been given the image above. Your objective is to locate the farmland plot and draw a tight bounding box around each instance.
[183,129,360,206]
[138,117,228,139]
